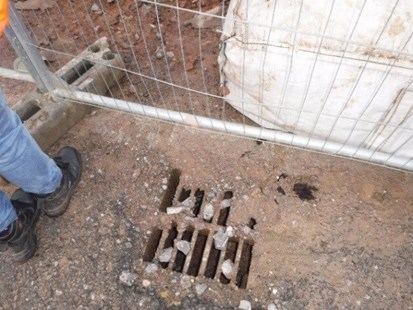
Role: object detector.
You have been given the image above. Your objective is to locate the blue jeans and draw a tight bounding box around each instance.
[0,89,62,231]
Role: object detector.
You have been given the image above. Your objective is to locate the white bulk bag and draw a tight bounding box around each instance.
[218,0,413,162]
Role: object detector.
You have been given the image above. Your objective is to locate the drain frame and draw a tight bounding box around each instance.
[146,169,255,289]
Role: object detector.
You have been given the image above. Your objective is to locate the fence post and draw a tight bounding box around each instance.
[4,3,67,93]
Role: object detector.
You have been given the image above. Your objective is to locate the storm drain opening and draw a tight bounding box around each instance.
[187,229,209,277]
[193,189,204,217]
[173,226,194,273]
[205,239,221,279]
[160,169,181,212]
[219,237,239,284]
[160,223,178,269]
[178,188,191,202]
[143,228,163,262]
[248,218,257,230]
[217,191,233,226]
[146,174,255,289]
[236,240,254,289]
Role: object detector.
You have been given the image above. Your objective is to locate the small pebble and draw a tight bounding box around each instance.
[203,203,214,221]
[91,3,101,12]
[221,259,234,278]
[145,263,158,273]
[176,240,191,255]
[180,275,192,289]
[221,199,231,209]
[142,279,151,287]
[195,283,207,295]
[239,300,252,310]
[159,247,173,263]
[119,271,138,286]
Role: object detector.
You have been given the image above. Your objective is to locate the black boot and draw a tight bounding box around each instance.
[36,146,82,217]
[0,189,40,263]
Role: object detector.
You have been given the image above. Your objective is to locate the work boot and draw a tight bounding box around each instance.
[0,189,40,263]
[37,146,82,217]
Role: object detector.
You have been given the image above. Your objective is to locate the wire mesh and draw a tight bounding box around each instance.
[8,0,413,171]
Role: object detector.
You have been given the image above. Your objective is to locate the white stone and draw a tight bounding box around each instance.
[221,199,231,209]
[142,279,151,287]
[203,203,214,221]
[243,226,252,234]
[213,230,229,250]
[179,197,192,208]
[91,3,101,12]
[221,259,234,278]
[180,275,192,289]
[176,240,191,255]
[268,304,277,310]
[145,263,158,273]
[239,300,252,310]
[159,247,173,263]
[167,206,185,215]
[195,283,208,295]
[226,226,235,237]
[119,271,138,286]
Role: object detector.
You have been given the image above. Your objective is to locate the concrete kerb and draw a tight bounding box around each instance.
[13,37,125,150]
[0,37,124,187]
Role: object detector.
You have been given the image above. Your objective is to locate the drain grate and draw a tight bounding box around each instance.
[143,169,255,289]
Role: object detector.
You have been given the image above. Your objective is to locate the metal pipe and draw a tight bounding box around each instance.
[0,67,35,83]
[53,89,413,171]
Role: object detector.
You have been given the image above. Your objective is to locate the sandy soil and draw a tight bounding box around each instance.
[0,1,412,309]
[0,106,411,309]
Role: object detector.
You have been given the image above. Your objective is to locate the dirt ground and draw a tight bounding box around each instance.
[0,1,413,309]
[0,98,412,309]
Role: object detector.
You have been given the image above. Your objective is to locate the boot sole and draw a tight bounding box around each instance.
[10,196,41,264]
[43,147,83,218]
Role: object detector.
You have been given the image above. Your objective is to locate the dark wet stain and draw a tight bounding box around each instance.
[277,186,286,195]
[293,183,318,201]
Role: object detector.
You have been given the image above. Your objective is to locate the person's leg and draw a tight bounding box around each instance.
[0,89,62,194]
[0,192,16,232]
[0,190,40,262]
[0,89,82,263]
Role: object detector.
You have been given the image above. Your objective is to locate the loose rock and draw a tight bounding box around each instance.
[145,263,159,273]
[203,203,214,221]
[195,283,207,295]
[221,259,234,278]
[213,230,229,250]
[239,300,252,310]
[119,270,138,286]
[221,199,231,209]
[91,3,101,12]
[268,304,278,310]
[159,247,173,263]
[142,279,151,287]
[179,197,193,208]
[167,206,185,215]
[226,226,235,237]
[180,275,192,289]
[176,240,191,255]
